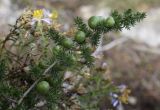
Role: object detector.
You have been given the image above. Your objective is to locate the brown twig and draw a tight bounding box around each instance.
[92,36,128,58]
[0,16,27,55]
[101,37,128,51]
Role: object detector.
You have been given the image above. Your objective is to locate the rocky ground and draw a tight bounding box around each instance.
[103,40,160,110]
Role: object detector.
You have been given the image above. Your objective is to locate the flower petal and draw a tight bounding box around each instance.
[110,92,118,98]
[43,9,51,17]
[112,100,119,107]
[42,18,52,24]
[118,84,127,92]
[31,19,37,25]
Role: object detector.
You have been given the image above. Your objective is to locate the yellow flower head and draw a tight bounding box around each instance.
[33,9,44,19]
[119,89,131,104]
[49,10,58,19]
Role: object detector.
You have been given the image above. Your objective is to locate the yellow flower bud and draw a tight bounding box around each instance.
[49,10,58,19]
[119,89,131,104]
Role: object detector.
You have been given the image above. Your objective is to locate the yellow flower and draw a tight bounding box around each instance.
[118,89,131,104]
[31,9,58,25]
[33,9,43,19]
[49,10,58,19]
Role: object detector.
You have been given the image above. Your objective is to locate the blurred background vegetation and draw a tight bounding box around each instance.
[0,0,160,110]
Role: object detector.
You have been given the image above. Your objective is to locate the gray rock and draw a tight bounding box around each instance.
[0,0,22,33]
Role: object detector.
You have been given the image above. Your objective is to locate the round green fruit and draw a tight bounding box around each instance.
[70,55,76,62]
[53,46,61,54]
[75,31,86,43]
[62,38,73,49]
[105,16,115,27]
[36,81,50,94]
[88,16,103,29]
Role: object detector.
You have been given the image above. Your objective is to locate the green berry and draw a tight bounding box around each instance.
[62,38,73,49]
[36,81,50,94]
[67,55,76,66]
[53,45,61,54]
[88,16,103,29]
[70,55,76,62]
[75,31,86,43]
[105,16,115,27]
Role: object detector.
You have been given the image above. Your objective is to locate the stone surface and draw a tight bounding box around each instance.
[0,0,22,33]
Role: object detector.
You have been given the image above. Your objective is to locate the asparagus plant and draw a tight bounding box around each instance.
[0,9,145,110]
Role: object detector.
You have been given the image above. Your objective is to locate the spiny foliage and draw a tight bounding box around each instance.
[74,9,146,46]
[0,58,6,80]
[111,9,146,30]
[0,9,145,110]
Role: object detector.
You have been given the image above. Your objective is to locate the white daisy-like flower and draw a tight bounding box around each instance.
[31,9,58,25]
